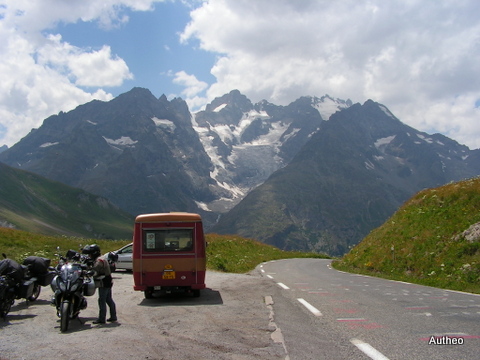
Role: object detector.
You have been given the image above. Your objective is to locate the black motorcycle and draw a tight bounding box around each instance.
[22,256,56,301]
[0,254,53,320]
[0,267,16,320]
[50,250,96,332]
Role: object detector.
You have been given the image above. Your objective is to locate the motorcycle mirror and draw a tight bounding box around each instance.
[2,253,6,259]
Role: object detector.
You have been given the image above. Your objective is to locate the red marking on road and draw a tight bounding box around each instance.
[337,318,384,329]
[334,308,358,314]
[348,322,385,329]
[294,283,311,290]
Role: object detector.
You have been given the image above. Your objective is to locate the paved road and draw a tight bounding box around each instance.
[259,258,480,360]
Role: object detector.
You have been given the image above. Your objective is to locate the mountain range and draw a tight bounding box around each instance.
[212,100,480,255]
[1,88,479,255]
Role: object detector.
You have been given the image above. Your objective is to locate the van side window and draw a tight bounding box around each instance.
[143,229,194,252]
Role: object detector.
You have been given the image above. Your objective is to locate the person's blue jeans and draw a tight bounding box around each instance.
[97,286,117,322]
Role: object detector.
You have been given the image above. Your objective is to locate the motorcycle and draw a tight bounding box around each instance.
[0,253,53,320]
[50,249,96,332]
[22,256,56,302]
[0,267,16,320]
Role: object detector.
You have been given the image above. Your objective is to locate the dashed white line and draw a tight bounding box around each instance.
[266,275,273,279]
[297,298,322,316]
[277,282,290,290]
[350,338,390,360]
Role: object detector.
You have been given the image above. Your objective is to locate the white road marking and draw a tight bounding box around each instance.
[297,298,322,316]
[266,275,273,279]
[350,338,390,360]
[277,282,290,290]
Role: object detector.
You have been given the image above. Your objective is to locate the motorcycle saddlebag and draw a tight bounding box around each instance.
[37,271,56,286]
[0,259,24,283]
[18,279,34,299]
[22,256,51,276]
[83,279,96,296]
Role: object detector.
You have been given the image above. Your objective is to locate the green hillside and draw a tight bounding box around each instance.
[334,177,480,294]
[0,162,133,240]
[0,227,131,261]
[0,227,328,273]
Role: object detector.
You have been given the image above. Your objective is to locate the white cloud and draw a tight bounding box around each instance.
[172,70,208,109]
[0,0,162,147]
[181,0,480,149]
[37,34,133,87]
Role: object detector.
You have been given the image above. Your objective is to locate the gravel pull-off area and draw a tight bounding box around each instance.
[0,270,287,360]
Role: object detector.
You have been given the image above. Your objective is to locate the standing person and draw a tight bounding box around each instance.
[82,244,117,324]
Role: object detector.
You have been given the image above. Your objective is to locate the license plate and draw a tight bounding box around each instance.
[162,270,175,280]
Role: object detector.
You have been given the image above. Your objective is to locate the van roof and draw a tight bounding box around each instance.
[135,212,202,223]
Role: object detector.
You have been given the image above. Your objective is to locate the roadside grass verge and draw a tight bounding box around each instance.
[333,177,480,294]
[206,233,329,273]
[0,227,329,272]
[0,227,131,262]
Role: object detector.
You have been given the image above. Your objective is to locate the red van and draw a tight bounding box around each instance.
[132,212,206,298]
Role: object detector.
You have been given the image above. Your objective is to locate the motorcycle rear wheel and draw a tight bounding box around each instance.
[0,293,14,320]
[1,299,12,319]
[28,284,41,301]
[60,300,70,332]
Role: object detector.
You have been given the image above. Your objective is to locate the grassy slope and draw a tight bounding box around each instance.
[0,227,328,272]
[0,227,131,262]
[0,163,133,240]
[206,233,329,273]
[334,177,480,294]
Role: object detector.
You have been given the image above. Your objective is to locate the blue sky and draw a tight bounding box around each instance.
[55,2,216,99]
[1,0,479,149]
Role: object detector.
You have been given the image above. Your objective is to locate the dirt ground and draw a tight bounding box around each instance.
[0,269,287,360]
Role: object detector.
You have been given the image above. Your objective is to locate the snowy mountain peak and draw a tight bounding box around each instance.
[310,95,353,120]
[205,89,253,114]
[189,92,356,212]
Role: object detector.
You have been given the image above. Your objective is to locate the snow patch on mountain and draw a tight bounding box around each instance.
[152,117,176,132]
[312,95,351,120]
[374,135,396,149]
[379,105,395,119]
[365,159,375,170]
[213,103,227,112]
[40,142,59,148]
[416,133,433,144]
[192,117,225,171]
[103,136,138,146]
[195,201,210,211]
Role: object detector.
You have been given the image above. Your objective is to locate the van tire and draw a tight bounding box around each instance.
[144,289,153,299]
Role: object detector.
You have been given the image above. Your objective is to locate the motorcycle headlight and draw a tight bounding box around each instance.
[57,277,67,292]
[71,282,79,292]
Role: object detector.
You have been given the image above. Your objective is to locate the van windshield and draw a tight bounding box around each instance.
[143,229,193,252]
